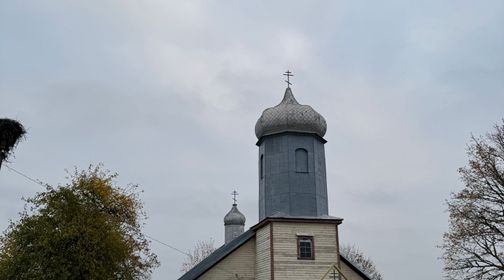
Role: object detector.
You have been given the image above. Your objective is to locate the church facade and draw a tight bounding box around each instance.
[179,84,372,280]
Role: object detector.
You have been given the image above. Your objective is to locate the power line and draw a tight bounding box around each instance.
[3,163,191,258]
[4,164,46,187]
[146,236,241,278]
[145,234,190,257]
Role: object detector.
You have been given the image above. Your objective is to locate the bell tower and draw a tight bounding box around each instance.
[255,75,329,221]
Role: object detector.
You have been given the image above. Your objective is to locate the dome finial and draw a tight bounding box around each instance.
[281,87,299,105]
[283,70,294,88]
[231,190,239,206]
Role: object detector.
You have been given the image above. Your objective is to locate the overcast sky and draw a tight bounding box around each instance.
[1,1,503,279]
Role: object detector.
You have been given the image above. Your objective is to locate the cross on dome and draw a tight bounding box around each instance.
[283,70,293,88]
[231,190,239,205]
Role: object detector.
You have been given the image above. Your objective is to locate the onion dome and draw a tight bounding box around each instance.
[255,87,327,139]
[224,204,246,225]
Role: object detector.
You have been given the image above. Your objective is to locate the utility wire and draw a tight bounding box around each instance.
[3,163,191,258]
[145,234,190,257]
[4,164,46,187]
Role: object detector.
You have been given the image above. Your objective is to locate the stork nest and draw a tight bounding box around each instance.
[0,118,26,158]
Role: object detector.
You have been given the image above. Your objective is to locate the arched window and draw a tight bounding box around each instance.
[260,154,264,179]
[295,148,308,173]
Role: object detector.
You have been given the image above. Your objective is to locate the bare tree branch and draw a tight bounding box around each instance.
[442,120,504,279]
[180,239,216,274]
[340,244,383,280]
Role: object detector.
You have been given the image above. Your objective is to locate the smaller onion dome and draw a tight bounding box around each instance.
[224,204,246,225]
[255,87,327,139]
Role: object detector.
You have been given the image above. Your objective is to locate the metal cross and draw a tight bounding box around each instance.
[283,70,294,88]
[231,190,239,204]
[329,269,340,280]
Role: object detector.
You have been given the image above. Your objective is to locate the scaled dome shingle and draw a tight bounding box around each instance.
[255,87,327,139]
[224,204,246,225]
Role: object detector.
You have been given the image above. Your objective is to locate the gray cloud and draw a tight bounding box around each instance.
[1,1,503,279]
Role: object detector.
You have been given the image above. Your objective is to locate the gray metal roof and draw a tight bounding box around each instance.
[255,87,327,139]
[267,212,343,220]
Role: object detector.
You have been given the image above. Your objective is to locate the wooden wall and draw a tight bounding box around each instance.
[199,239,256,280]
[272,222,338,280]
[255,224,271,280]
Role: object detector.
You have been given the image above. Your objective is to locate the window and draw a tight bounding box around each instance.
[297,236,314,259]
[260,154,264,179]
[295,148,308,173]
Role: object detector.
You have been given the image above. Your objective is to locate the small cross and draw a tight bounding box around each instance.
[329,269,340,280]
[231,190,239,204]
[283,70,294,88]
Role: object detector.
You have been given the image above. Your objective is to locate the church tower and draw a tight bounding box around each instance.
[223,191,246,244]
[179,74,374,280]
[255,78,329,220]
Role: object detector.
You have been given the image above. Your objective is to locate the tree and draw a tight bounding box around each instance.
[180,239,215,274]
[442,121,504,280]
[340,244,383,280]
[0,165,159,279]
[0,118,26,170]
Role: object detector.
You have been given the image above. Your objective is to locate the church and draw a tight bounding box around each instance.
[179,76,373,280]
